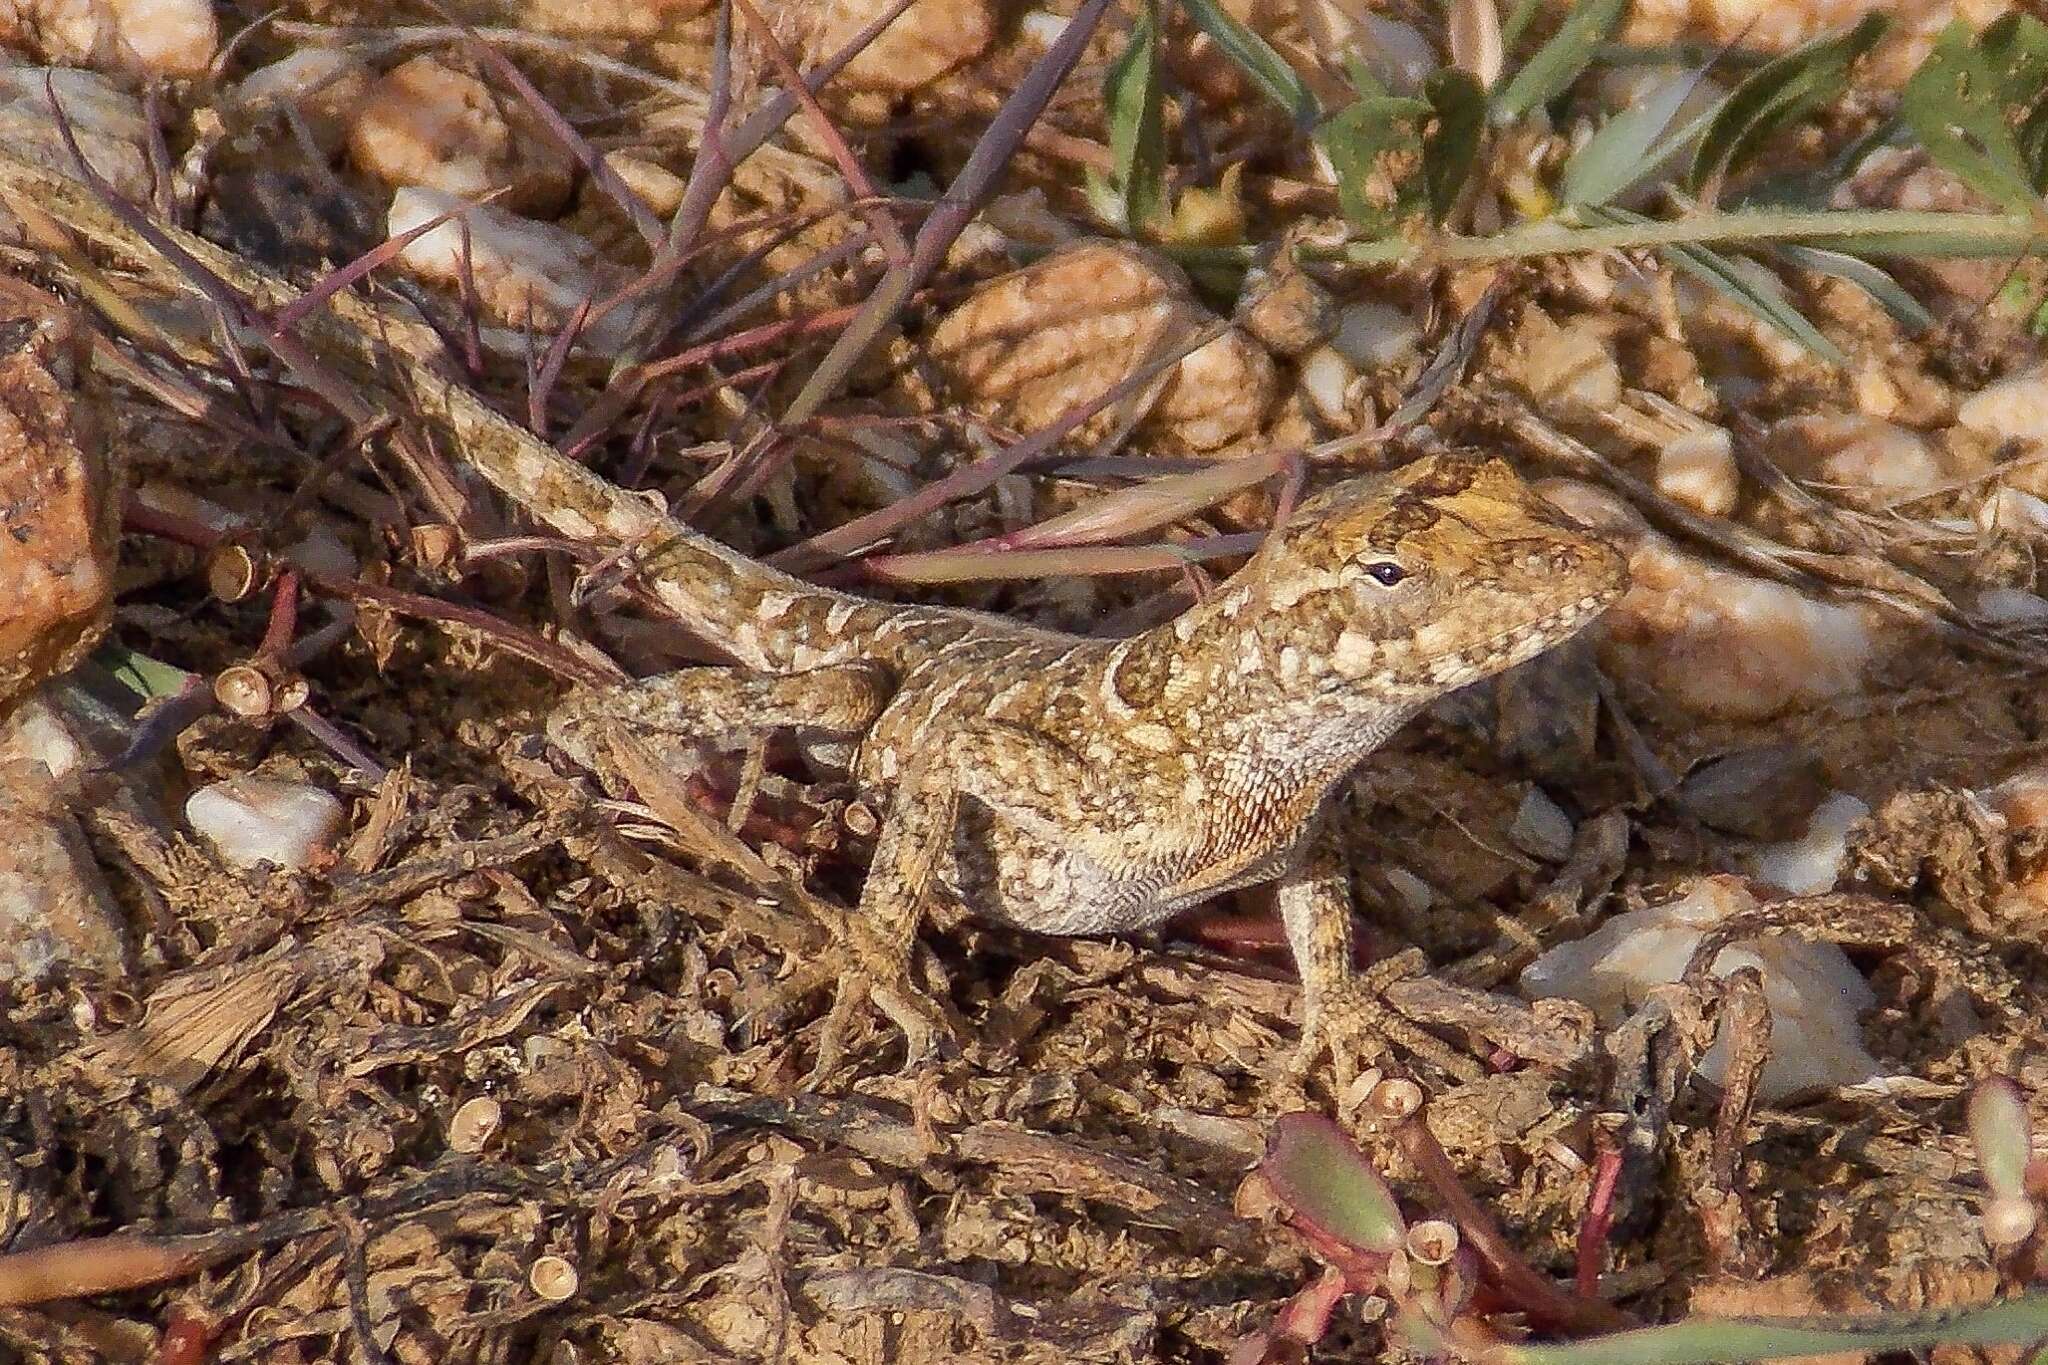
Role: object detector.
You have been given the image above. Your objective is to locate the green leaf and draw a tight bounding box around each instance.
[99,644,196,701]
[1315,94,1429,229]
[1495,1293,2048,1365]
[1102,3,1168,234]
[1259,1113,1406,1254]
[1977,12,2048,105]
[1978,14,2048,189]
[1344,52,1391,100]
[1667,239,1845,362]
[1179,0,1318,125]
[1580,205,1848,360]
[2021,98,2048,192]
[1561,68,1706,207]
[1900,20,2042,215]
[1773,244,1935,333]
[1422,69,1487,221]
[1498,0,1546,52]
[1491,0,1627,121]
[1689,14,1890,194]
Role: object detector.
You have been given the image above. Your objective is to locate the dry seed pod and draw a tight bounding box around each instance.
[1369,1077,1423,1121]
[1406,1220,1460,1266]
[213,664,273,718]
[272,675,310,714]
[206,544,264,603]
[448,1097,502,1154]
[529,1255,578,1301]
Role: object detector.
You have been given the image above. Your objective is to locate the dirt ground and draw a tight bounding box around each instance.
[4,2,2048,1362]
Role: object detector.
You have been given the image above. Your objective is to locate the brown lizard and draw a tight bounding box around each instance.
[8,153,1629,1086]
[545,452,1630,1083]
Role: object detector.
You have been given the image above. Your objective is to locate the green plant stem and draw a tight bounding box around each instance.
[1337,207,2045,265]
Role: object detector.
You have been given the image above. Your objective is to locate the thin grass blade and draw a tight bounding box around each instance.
[1180,0,1319,125]
[1491,0,1626,121]
[1492,1293,2048,1365]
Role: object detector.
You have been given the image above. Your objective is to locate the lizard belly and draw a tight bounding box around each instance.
[935,795,1319,937]
[941,808,1186,935]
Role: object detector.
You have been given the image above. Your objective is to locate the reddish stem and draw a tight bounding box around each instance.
[1393,1115,1627,1335]
[1575,1134,1625,1299]
[257,569,300,660]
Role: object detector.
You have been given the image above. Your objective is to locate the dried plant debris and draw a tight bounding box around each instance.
[4,2,2048,1363]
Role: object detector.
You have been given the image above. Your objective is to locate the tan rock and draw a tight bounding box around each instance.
[0,320,117,721]
[348,55,578,218]
[510,0,714,37]
[797,0,998,93]
[0,0,216,77]
[0,757,128,980]
[928,241,1276,454]
[0,63,153,203]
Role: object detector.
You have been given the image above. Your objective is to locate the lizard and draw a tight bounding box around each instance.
[6,151,1630,1086]
[544,451,1631,1083]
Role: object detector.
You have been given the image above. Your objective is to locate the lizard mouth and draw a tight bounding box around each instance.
[1321,585,1620,698]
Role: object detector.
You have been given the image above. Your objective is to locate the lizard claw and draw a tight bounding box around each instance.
[1291,978,1397,1100]
[1290,950,1484,1096]
[803,924,961,1085]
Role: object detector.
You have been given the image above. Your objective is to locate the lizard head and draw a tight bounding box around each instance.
[1242,451,1629,703]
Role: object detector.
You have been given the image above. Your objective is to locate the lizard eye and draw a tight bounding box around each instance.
[1361,560,1408,588]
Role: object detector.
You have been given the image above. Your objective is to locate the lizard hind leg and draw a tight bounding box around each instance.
[805,720,1096,1084]
[546,661,892,776]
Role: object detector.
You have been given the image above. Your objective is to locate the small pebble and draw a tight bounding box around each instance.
[1522,877,1880,1102]
[1745,791,1869,895]
[1958,365,2048,446]
[186,776,346,871]
[1297,347,1355,426]
[233,49,372,154]
[1330,300,1422,370]
[1655,426,1738,517]
[1509,786,1574,863]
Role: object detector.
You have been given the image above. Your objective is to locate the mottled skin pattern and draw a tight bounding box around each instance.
[551,453,1630,1081]
[3,155,1629,1080]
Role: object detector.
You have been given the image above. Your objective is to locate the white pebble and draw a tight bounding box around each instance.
[1981,486,2048,537]
[186,776,345,871]
[1298,346,1355,425]
[1975,587,2048,628]
[1521,877,1880,1102]
[1655,426,1738,517]
[232,48,371,153]
[1958,365,2048,446]
[1600,529,1878,720]
[1746,791,1869,895]
[1330,300,1422,370]
[1768,413,1948,498]
[388,188,650,356]
[4,697,88,782]
[1344,14,1437,92]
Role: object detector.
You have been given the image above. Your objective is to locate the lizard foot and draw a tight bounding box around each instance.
[1292,951,1483,1096]
[804,924,962,1085]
